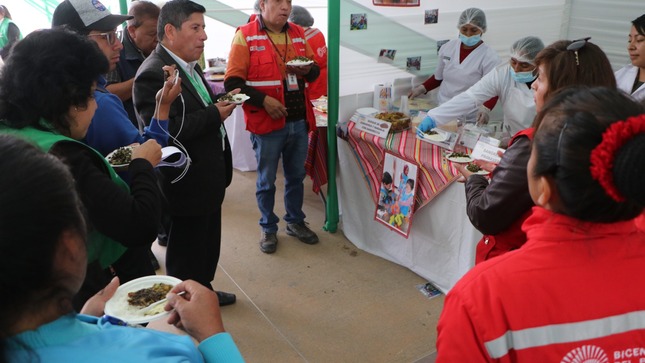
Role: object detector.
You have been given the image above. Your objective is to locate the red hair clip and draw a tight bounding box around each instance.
[589,114,645,202]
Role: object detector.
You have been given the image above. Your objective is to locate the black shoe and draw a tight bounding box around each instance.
[286,222,319,244]
[259,232,278,254]
[216,290,236,306]
[149,250,160,271]
[157,235,168,247]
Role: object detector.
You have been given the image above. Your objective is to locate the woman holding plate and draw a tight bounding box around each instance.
[0,134,244,362]
[455,38,616,264]
[436,86,645,362]
[0,28,180,309]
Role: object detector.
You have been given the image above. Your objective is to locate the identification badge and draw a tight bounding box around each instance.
[287,73,299,91]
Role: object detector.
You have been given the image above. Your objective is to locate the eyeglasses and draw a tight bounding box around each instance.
[88,30,122,45]
[566,37,591,66]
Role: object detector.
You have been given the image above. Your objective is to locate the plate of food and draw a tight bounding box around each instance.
[445,151,473,163]
[217,93,250,105]
[208,74,225,81]
[465,163,490,175]
[286,56,314,66]
[373,111,411,133]
[106,145,134,171]
[417,128,449,142]
[104,275,183,325]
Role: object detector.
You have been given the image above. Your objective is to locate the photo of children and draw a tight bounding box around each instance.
[350,13,367,30]
[378,49,396,64]
[425,9,439,24]
[375,152,419,237]
[406,56,421,71]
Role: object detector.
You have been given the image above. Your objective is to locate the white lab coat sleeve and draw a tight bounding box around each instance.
[426,66,501,125]
[434,41,451,81]
[480,46,501,77]
[615,64,645,101]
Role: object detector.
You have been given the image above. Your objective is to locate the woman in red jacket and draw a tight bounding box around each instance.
[456,38,616,263]
[437,86,645,362]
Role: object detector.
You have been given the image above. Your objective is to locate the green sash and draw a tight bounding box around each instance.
[0,18,22,49]
[0,122,129,268]
[184,69,227,148]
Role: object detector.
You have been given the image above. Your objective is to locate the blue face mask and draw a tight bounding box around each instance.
[459,33,481,47]
[510,68,537,83]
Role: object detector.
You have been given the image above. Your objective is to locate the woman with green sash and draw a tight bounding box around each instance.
[0,28,177,309]
[0,5,21,60]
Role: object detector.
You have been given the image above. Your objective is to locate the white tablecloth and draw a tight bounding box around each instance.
[225,107,257,172]
[337,138,480,293]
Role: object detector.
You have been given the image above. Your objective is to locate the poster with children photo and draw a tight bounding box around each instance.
[375,152,419,238]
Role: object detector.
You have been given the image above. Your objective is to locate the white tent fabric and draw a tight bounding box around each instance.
[335,0,643,291]
[338,0,639,98]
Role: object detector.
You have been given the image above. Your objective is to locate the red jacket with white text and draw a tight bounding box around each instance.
[437,207,645,362]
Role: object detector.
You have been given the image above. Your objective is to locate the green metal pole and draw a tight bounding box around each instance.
[323,0,339,233]
[119,0,128,15]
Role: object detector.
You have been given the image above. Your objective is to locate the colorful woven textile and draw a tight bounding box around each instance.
[305,126,328,193]
[346,120,460,211]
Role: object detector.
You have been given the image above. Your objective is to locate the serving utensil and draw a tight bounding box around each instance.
[138,290,186,315]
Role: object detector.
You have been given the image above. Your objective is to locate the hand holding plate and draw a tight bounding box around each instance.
[132,140,162,167]
[80,276,120,317]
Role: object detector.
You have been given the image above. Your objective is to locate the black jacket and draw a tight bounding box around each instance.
[133,44,232,216]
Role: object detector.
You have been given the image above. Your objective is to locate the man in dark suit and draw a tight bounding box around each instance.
[133,0,237,306]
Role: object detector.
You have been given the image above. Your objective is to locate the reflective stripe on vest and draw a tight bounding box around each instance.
[245,34,268,41]
[304,28,321,40]
[292,37,305,44]
[485,310,645,359]
[246,80,282,87]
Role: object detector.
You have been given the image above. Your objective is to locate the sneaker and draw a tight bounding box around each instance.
[259,232,278,254]
[286,222,319,244]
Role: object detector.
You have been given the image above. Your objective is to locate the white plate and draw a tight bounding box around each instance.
[418,128,449,142]
[446,153,473,163]
[104,275,182,325]
[356,107,379,116]
[286,59,314,66]
[105,145,134,171]
[203,66,226,74]
[218,93,250,105]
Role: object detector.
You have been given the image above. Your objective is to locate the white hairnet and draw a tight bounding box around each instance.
[510,36,545,65]
[254,0,260,13]
[457,8,487,33]
[289,5,314,27]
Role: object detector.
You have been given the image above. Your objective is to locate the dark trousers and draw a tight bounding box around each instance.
[73,245,155,311]
[166,209,222,289]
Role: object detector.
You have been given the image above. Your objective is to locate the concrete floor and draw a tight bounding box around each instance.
[152,168,441,363]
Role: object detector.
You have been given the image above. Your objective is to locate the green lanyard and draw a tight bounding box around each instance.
[184,68,227,149]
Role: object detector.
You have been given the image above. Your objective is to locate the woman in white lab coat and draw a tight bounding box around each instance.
[615,13,645,101]
[417,36,544,136]
[409,8,500,121]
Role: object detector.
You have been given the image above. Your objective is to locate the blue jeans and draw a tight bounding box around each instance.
[250,120,308,233]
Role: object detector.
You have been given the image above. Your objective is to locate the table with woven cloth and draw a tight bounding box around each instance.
[346,120,461,210]
[337,119,481,293]
[305,108,329,194]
